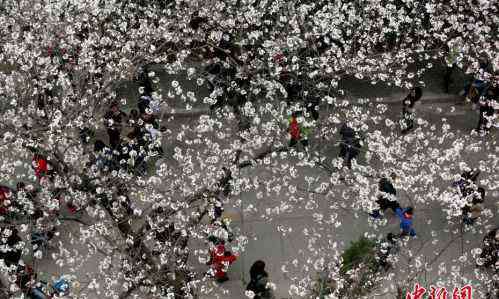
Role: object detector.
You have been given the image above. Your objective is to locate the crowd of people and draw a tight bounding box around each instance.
[81,68,165,179]
[96,81,165,176]
[0,180,69,298]
[0,66,167,298]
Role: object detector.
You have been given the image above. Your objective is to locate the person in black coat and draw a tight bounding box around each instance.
[137,65,154,97]
[137,95,152,115]
[339,123,362,168]
[476,85,497,134]
[246,260,275,299]
[0,227,22,267]
[478,227,498,270]
[104,102,127,149]
[375,233,399,271]
[453,168,480,198]
[370,173,400,218]
[400,87,423,134]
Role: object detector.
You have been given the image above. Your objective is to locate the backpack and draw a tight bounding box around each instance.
[52,278,70,295]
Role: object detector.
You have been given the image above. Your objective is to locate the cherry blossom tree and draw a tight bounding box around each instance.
[0,0,497,299]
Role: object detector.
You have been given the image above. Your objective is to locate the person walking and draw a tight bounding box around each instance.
[375,233,399,271]
[0,227,23,267]
[400,87,423,134]
[207,241,238,283]
[288,111,310,150]
[93,140,116,171]
[246,260,275,299]
[476,85,497,134]
[395,207,416,237]
[339,123,361,168]
[370,173,400,218]
[453,168,480,199]
[478,228,498,269]
[104,101,127,149]
[462,187,485,225]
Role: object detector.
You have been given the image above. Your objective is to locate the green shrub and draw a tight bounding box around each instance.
[312,237,380,298]
[340,237,376,273]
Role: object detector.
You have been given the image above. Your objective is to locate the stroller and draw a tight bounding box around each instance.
[29,276,70,299]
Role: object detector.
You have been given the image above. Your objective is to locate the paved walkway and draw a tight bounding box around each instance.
[1,64,497,299]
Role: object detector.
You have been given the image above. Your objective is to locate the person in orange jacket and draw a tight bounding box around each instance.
[208,242,238,283]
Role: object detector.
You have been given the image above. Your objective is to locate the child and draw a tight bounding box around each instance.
[395,207,416,237]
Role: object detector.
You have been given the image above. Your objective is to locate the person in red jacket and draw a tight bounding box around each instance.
[208,242,237,283]
[0,186,13,215]
[289,113,301,143]
[288,111,310,149]
[33,154,48,179]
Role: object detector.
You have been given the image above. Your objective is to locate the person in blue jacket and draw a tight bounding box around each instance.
[395,207,416,237]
